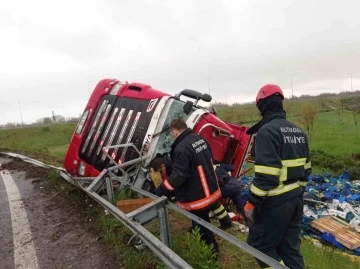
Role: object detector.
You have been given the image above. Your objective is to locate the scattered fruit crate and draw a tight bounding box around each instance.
[311,216,360,250]
[117,198,154,214]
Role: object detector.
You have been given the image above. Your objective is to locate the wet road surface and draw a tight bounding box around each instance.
[0,156,122,269]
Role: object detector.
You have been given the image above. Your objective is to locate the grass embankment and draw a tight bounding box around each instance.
[290,111,360,177]
[1,104,360,268]
[0,123,76,159]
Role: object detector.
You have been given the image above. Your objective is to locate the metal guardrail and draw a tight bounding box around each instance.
[58,143,289,269]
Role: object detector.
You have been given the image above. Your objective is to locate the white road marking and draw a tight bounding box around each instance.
[0,165,39,269]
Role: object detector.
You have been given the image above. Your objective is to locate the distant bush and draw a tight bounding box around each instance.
[42,126,50,132]
[311,150,360,179]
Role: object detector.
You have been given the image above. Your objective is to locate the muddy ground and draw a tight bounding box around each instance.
[0,156,123,269]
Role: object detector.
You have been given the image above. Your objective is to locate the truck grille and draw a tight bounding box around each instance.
[79,96,159,171]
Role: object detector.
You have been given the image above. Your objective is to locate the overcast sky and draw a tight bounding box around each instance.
[1,0,360,124]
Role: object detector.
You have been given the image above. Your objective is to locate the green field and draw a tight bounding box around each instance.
[0,109,359,158]
[0,123,76,160]
[291,111,360,155]
[1,96,360,268]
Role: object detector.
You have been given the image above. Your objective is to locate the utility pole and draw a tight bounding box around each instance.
[205,77,212,95]
[18,102,24,127]
[290,74,295,99]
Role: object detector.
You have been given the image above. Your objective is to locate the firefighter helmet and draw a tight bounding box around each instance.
[256,84,284,104]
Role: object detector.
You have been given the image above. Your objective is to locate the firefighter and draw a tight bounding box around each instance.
[244,84,311,269]
[154,118,229,253]
[150,157,233,230]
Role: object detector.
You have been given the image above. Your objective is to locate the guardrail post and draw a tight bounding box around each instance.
[105,176,114,203]
[158,204,172,248]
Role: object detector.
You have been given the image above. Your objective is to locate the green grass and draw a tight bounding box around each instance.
[301,238,360,269]
[0,123,76,159]
[289,111,360,156]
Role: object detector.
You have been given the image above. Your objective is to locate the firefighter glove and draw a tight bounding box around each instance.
[155,183,173,198]
[244,202,255,223]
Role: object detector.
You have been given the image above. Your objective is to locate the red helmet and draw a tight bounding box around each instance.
[256,84,284,104]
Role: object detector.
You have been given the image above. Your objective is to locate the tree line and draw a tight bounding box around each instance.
[215,93,360,139]
[0,115,80,129]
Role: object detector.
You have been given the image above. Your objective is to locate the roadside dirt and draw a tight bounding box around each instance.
[1,157,123,269]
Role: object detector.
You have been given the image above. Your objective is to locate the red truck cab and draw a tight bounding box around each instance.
[63,79,252,185]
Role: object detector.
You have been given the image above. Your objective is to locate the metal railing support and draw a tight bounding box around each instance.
[57,142,289,269]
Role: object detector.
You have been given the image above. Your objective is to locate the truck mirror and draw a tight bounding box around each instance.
[180,89,203,100]
[183,101,193,114]
[202,93,212,102]
[174,89,203,104]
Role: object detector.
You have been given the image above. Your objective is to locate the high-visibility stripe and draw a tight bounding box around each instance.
[254,165,281,176]
[250,184,269,196]
[298,181,307,187]
[268,182,300,196]
[212,204,228,219]
[213,204,225,214]
[177,189,222,211]
[217,210,229,219]
[198,165,210,197]
[250,182,300,197]
[279,167,287,182]
[256,158,309,182]
[163,180,174,191]
[282,158,306,167]
[280,158,307,181]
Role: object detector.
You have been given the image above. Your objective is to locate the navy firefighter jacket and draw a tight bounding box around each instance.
[161,128,221,211]
[249,110,312,207]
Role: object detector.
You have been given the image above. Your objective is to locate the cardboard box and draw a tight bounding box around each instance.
[117,198,154,214]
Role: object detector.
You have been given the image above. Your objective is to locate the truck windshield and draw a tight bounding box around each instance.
[153,99,195,156]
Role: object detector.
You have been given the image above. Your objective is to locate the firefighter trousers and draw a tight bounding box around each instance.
[191,208,219,254]
[220,185,246,221]
[209,200,232,228]
[246,195,304,269]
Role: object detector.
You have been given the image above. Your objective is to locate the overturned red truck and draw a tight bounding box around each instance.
[63,79,253,191]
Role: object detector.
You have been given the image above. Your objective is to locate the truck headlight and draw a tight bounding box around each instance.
[75,109,91,135]
[78,161,86,176]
